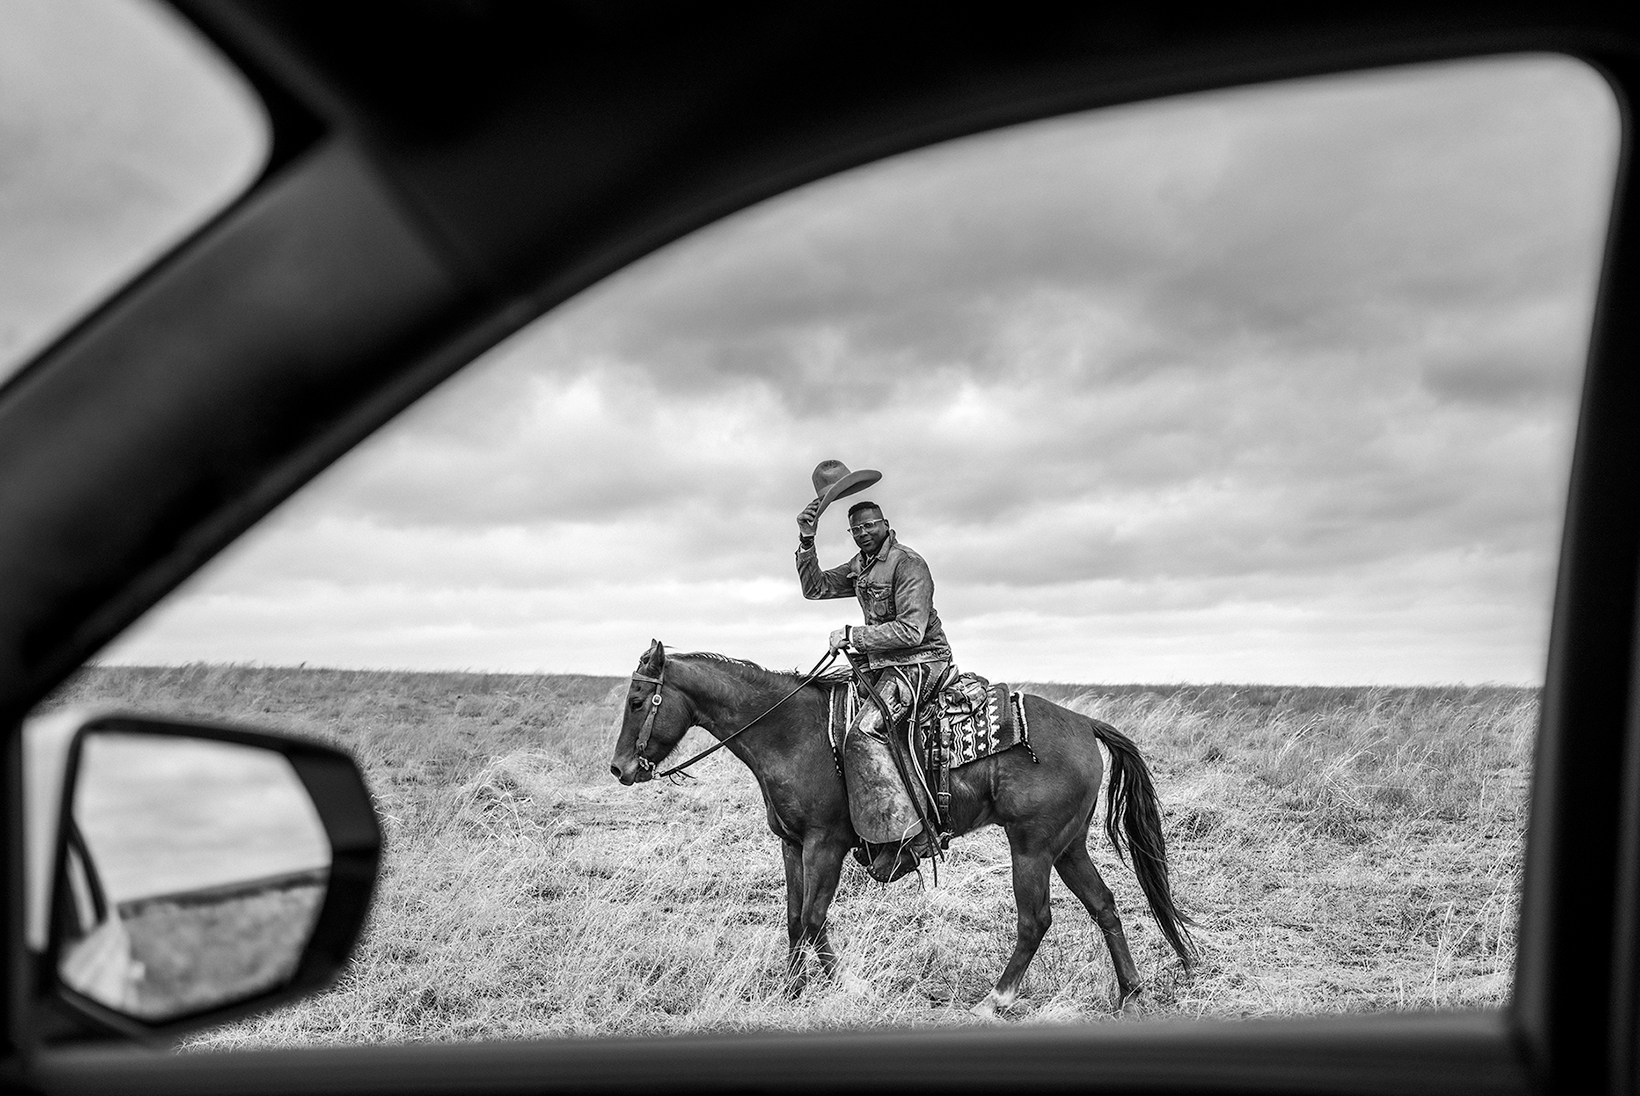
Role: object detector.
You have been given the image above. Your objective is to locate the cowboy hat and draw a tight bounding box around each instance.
[811,459,882,518]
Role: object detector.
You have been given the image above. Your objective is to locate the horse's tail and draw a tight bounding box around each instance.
[1089,717,1198,968]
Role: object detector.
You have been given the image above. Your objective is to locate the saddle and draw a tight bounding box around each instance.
[823,669,1036,845]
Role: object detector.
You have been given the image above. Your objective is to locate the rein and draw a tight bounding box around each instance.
[634,649,839,779]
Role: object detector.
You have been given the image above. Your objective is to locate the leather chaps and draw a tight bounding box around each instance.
[841,660,947,846]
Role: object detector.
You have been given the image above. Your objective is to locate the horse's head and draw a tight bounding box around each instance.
[609,639,693,785]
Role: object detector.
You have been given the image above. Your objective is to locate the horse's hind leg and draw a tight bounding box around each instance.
[1055,841,1142,1011]
[973,836,1054,1019]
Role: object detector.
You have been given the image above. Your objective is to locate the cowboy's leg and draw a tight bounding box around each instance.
[884,661,946,802]
[916,661,951,709]
[841,672,922,846]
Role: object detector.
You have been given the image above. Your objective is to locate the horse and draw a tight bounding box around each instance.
[608,639,1195,1016]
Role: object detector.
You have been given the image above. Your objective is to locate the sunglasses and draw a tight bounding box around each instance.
[848,519,887,535]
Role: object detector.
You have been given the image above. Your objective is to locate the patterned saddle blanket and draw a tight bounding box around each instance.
[821,669,1032,769]
[935,672,1032,767]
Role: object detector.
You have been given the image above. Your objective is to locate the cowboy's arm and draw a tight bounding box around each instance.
[851,555,933,651]
[796,545,855,600]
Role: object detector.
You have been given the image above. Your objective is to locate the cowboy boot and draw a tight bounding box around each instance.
[867,841,921,883]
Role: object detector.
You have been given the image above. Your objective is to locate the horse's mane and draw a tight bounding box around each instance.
[673,650,803,683]
[663,651,812,711]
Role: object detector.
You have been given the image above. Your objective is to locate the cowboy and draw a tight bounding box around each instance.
[796,461,954,883]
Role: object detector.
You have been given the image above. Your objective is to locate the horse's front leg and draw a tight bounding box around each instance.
[782,840,807,996]
[974,834,1054,1019]
[800,836,849,982]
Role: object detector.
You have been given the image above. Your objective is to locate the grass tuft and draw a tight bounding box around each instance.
[42,668,1532,1044]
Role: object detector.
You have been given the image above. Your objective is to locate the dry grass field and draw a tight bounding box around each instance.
[38,665,1532,1047]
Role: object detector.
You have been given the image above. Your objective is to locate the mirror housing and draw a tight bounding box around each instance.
[24,711,380,1044]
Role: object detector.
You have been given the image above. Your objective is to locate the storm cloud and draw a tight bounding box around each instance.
[107,55,1618,683]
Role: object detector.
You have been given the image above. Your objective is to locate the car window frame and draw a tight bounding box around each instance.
[4,4,1639,1093]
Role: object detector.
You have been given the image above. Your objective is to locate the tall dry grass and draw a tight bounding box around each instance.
[39,667,1534,1045]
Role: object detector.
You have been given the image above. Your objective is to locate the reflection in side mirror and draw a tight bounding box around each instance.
[59,734,330,1022]
[38,714,380,1041]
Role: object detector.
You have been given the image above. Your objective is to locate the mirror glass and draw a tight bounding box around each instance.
[59,731,330,1022]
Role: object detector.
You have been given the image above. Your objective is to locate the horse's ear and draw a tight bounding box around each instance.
[645,639,666,671]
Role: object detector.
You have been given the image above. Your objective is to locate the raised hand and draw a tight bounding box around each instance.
[797,498,822,536]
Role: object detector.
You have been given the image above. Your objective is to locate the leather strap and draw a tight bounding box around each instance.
[643,649,840,779]
[630,665,666,755]
[844,651,943,870]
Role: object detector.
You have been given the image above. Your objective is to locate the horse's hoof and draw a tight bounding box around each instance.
[970,994,1006,1021]
[1119,994,1144,1020]
[838,972,870,997]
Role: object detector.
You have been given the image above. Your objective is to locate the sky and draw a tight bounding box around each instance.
[2,10,1619,683]
[75,734,329,902]
[0,0,264,373]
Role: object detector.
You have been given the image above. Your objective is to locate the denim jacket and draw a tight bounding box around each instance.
[796,531,954,669]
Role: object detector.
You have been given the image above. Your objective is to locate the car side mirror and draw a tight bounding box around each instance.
[25,712,380,1043]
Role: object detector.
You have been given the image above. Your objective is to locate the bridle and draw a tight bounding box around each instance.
[626,648,839,779]
[628,660,669,775]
